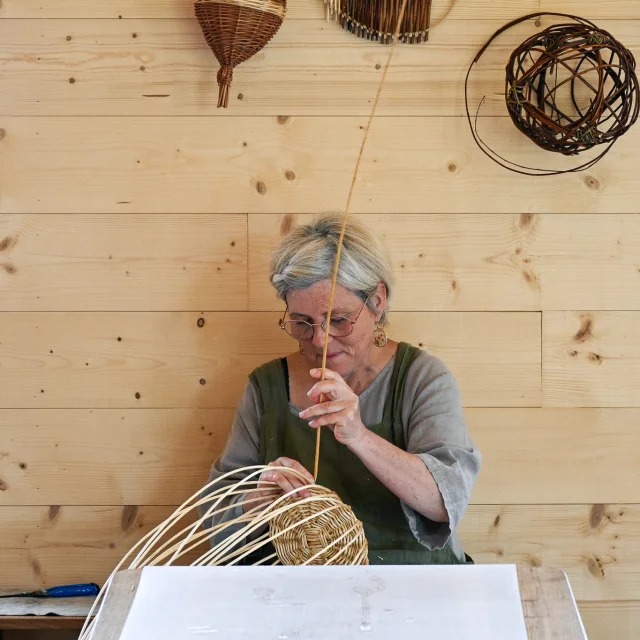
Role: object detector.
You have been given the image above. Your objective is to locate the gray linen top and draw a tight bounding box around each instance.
[202,348,482,562]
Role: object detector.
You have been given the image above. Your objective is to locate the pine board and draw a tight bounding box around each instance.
[543,312,640,407]
[0,311,540,409]
[0,214,247,311]
[5,17,633,117]
[0,0,537,21]
[1,503,640,603]
[1,116,637,214]
[249,214,640,312]
[3,407,638,505]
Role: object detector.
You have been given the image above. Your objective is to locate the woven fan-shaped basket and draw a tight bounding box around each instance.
[269,486,369,565]
[325,0,432,44]
[195,0,287,108]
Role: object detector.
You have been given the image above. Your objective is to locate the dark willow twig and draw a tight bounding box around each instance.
[464,12,639,176]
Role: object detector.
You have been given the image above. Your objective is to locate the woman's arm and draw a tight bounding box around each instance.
[299,364,480,528]
[343,428,448,522]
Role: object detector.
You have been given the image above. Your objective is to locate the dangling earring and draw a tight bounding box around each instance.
[373,322,387,348]
[299,344,305,355]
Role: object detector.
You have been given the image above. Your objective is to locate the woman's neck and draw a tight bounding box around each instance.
[287,341,397,408]
[343,342,397,395]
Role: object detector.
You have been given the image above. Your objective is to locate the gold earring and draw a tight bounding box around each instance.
[299,344,305,355]
[373,323,387,348]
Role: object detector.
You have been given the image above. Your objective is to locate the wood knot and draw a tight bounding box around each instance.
[1,263,16,274]
[121,506,140,532]
[231,241,236,247]
[0,479,7,491]
[492,514,501,529]
[140,65,145,71]
[587,555,605,578]
[19,462,27,470]
[237,93,244,101]
[573,314,593,343]
[588,353,603,364]
[451,280,458,292]
[256,181,267,195]
[197,317,205,328]
[0,128,5,142]
[280,214,297,237]
[285,170,296,181]
[535,19,541,27]
[109,542,117,549]
[48,505,62,522]
[117,336,122,341]
[568,350,578,357]
[0,236,16,252]
[32,559,42,576]
[277,115,290,124]
[375,63,381,70]
[66,35,72,41]
[69,77,76,84]
[132,32,138,38]
[447,162,458,173]
[135,392,141,399]
[589,504,607,528]
[200,378,206,385]
[585,175,600,191]
[528,556,542,568]
[519,213,537,230]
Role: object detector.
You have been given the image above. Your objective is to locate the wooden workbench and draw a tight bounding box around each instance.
[87,565,586,639]
[0,596,93,630]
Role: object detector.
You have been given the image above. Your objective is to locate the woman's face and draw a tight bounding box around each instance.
[285,280,386,378]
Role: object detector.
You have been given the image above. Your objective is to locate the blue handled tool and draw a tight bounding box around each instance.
[0,583,100,598]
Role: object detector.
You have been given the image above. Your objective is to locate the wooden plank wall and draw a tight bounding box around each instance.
[1,1,639,637]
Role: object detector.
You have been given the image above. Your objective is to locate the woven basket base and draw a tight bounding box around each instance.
[269,486,369,565]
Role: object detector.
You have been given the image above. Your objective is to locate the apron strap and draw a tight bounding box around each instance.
[382,342,421,450]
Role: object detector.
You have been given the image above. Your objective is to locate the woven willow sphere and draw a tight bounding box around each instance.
[194,0,286,108]
[269,486,369,565]
[506,21,639,156]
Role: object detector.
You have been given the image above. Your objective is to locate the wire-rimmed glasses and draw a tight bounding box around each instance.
[280,296,370,342]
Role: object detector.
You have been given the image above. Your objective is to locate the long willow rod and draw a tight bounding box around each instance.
[313,0,459,480]
[313,0,409,480]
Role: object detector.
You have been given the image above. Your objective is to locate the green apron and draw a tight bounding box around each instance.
[248,342,467,566]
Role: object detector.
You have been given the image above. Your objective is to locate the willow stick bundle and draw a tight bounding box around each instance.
[78,466,367,640]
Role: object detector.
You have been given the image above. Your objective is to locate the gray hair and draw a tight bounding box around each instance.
[270,213,394,324]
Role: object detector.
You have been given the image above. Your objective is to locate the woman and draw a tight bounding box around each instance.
[200,213,481,564]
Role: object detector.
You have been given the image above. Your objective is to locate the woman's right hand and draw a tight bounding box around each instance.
[243,457,315,513]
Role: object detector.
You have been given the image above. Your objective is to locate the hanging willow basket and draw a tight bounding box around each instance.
[324,0,432,44]
[195,0,287,108]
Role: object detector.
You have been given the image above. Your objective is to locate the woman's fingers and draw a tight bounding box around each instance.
[299,399,350,420]
[310,368,345,383]
[307,408,353,429]
[307,381,339,403]
[264,457,313,498]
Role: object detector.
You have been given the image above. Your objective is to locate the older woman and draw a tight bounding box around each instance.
[201,213,481,565]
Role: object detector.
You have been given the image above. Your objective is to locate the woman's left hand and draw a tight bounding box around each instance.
[299,368,367,445]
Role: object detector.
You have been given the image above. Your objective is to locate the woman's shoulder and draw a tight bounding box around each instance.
[248,356,287,385]
[402,343,457,382]
[400,343,462,404]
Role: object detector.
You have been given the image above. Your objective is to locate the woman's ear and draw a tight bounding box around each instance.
[371,282,387,321]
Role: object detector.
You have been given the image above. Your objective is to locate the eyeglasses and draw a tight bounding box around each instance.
[280,296,370,342]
